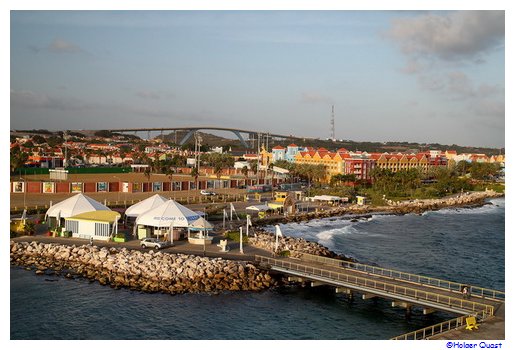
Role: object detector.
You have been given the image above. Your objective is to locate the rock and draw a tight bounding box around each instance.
[10,241,275,295]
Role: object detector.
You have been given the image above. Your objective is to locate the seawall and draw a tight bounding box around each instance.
[10,241,279,294]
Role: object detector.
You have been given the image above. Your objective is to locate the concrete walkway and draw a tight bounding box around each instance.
[428,303,505,340]
[10,231,274,263]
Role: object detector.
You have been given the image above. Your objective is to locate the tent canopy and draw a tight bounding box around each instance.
[45,193,110,218]
[66,210,120,224]
[245,204,272,212]
[312,195,342,201]
[189,217,214,231]
[135,200,200,228]
[125,194,168,218]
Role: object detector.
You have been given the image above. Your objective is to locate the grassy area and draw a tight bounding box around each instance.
[224,230,248,243]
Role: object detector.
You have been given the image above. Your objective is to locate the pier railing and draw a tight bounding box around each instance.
[296,253,505,301]
[256,255,495,317]
[390,316,467,340]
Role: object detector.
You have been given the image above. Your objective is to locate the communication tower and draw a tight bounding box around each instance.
[330,105,335,141]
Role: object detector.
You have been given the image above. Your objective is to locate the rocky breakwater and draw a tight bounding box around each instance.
[10,241,278,294]
[253,190,503,226]
[248,229,353,261]
[387,189,503,215]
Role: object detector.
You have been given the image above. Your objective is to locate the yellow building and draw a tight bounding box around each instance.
[294,148,346,182]
[259,146,273,168]
[371,153,429,173]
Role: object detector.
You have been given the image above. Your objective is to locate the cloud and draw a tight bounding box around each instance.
[48,38,83,54]
[29,38,88,55]
[135,91,161,100]
[134,90,175,100]
[10,89,93,111]
[387,11,504,61]
[300,92,334,105]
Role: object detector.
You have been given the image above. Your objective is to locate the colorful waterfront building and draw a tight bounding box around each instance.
[271,145,286,163]
[370,153,430,173]
[285,144,306,162]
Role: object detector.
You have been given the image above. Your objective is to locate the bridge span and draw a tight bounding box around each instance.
[105,126,312,148]
[256,253,504,323]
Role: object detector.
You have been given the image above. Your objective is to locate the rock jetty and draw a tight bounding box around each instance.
[248,229,353,261]
[254,190,503,226]
[386,189,503,215]
[10,241,278,294]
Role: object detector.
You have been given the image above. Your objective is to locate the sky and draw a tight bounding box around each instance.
[9,9,506,148]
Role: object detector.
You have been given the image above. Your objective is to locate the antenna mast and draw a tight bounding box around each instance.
[330,105,335,141]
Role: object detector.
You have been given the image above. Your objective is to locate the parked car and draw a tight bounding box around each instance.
[200,190,216,196]
[140,237,171,250]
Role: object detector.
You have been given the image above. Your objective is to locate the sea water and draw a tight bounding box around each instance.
[10,198,504,340]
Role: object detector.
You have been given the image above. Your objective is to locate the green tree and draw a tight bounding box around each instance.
[10,145,29,173]
[46,136,63,147]
[470,162,500,180]
[456,160,471,177]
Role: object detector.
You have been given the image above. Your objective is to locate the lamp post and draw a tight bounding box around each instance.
[19,177,26,210]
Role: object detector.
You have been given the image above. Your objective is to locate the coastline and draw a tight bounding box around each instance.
[10,190,504,296]
[251,190,504,227]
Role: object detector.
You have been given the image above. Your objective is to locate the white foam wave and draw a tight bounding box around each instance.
[432,200,504,216]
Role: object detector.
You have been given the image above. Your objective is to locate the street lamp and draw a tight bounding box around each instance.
[20,177,26,209]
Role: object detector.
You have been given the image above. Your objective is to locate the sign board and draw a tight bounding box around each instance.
[49,168,69,181]
[71,182,83,193]
[97,182,108,192]
[43,182,55,193]
[12,182,24,193]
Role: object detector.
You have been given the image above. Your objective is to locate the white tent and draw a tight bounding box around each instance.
[189,217,214,231]
[45,193,110,220]
[245,204,272,212]
[124,194,168,218]
[135,200,200,228]
[312,195,343,202]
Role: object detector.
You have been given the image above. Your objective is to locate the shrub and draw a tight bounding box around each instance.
[224,230,248,243]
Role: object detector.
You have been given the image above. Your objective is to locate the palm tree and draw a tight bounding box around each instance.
[190,166,199,190]
[242,165,249,186]
[165,167,174,192]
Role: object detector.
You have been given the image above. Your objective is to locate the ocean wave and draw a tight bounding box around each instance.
[431,200,504,216]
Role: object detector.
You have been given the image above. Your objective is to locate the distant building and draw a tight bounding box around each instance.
[344,157,375,182]
[285,144,305,162]
[271,145,286,162]
[243,153,258,161]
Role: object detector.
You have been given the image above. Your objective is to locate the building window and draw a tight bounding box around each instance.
[95,222,110,237]
[65,220,79,234]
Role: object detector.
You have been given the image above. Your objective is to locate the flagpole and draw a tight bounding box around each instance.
[239,226,243,254]
[275,225,279,253]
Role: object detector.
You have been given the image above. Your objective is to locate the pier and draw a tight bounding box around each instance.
[256,253,505,339]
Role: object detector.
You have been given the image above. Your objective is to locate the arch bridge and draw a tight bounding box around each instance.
[105,126,307,148]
